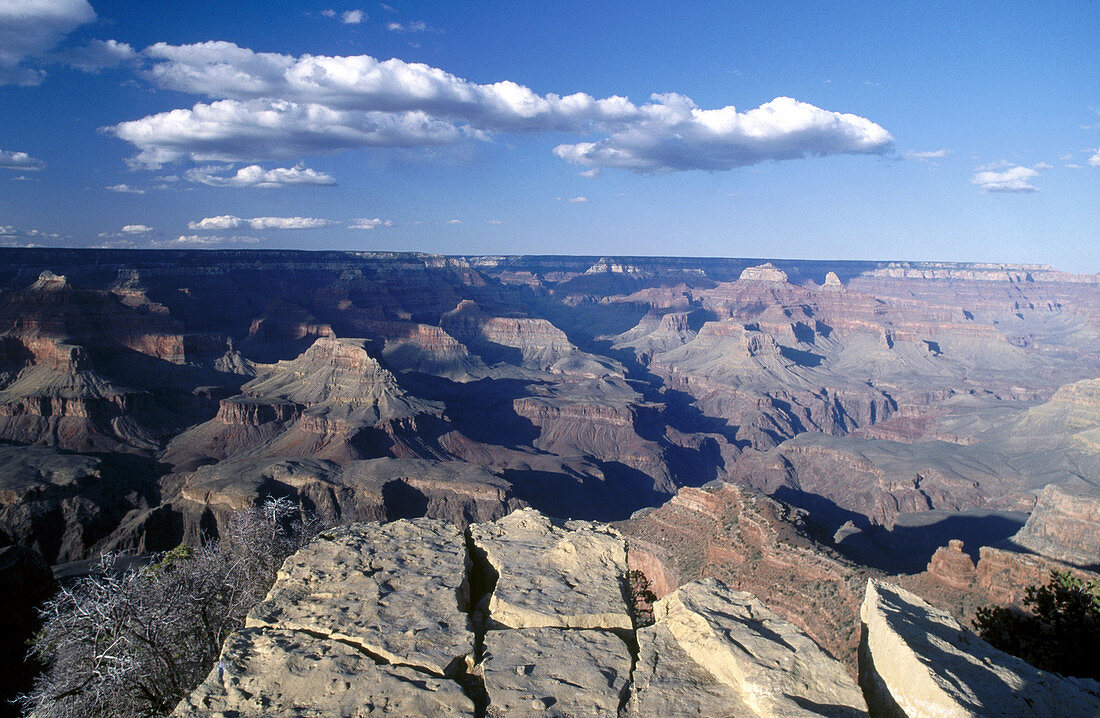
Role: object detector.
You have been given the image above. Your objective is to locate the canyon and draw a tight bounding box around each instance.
[1,248,1098,714]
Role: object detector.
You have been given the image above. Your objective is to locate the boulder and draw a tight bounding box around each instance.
[469,507,632,630]
[859,578,1100,717]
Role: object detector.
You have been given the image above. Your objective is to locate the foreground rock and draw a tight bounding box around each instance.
[470,507,633,630]
[859,579,1100,717]
[630,578,867,717]
[177,509,868,717]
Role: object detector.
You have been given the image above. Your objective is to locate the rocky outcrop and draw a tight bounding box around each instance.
[738,263,790,283]
[177,509,867,716]
[859,579,1100,717]
[619,482,871,669]
[925,539,976,589]
[1012,480,1100,567]
[633,579,867,717]
[469,507,633,631]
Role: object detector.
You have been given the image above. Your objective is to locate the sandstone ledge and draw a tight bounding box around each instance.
[859,579,1100,717]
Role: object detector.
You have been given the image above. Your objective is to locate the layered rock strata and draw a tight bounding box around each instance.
[859,579,1100,717]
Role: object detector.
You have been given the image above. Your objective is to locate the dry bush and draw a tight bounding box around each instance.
[18,498,318,718]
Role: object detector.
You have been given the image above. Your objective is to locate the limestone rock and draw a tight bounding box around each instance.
[650,578,868,717]
[628,621,754,717]
[482,627,631,717]
[738,263,789,283]
[1012,480,1100,567]
[824,271,843,288]
[469,507,632,630]
[859,579,1100,717]
[175,626,474,717]
[246,519,473,677]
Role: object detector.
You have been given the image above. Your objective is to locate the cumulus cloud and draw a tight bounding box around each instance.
[121,223,153,234]
[348,217,394,229]
[0,0,96,85]
[107,41,892,172]
[971,163,1042,193]
[341,10,365,24]
[553,95,893,172]
[61,39,137,72]
[188,215,336,230]
[112,99,469,167]
[557,196,588,203]
[0,150,45,171]
[1090,149,1100,168]
[185,163,337,187]
[107,183,145,194]
[445,218,462,224]
[487,219,503,224]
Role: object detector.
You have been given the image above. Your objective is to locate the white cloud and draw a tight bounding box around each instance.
[188,215,336,230]
[903,149,950,161]
[487,219,503,225]
[445,218,462,224]
[386,20,434,33]
[341,10,365,24]
[349,217,394,229]
[1090,149,1100,168]
[121,224,153,234]
[322,9,337,18]
[110,41,892,172]
[566,196,588,203]
[0,149,45,170]
[971,163,1042,193]
[554,95,893,172]
[106,183,146,194]
[61,39,137,72]
[185,163,337,187]
[578,168,601,178]
[0,223,63,245]
[0,0,96,85]
[154,234,262,247]
[111,99,469,168]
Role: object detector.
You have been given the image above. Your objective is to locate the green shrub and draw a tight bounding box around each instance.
[973,569,1100,680]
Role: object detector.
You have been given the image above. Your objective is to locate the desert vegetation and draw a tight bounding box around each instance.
[974,570,1100,681]
[18,499,318,718]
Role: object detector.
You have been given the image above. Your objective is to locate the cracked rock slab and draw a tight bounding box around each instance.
[482,627,632,718]
[860,579,1100,718]
[655,578,867,717]
[627,621,754,717]
[470,508,632,630]
[246,519,473,677]
[174,626,475,717]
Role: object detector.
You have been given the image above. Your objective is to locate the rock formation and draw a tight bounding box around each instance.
[176,509,868,716]
[859,579,1100,717]
[1012,480,1100,567]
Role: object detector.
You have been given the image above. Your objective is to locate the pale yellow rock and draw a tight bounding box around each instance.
[859,579,1100,718]
[246,519,473,676]
[174,626,474,717]
[482,627,632,717]
[628,621,754,717]
[654,577,867,717]
[469,508,632,630]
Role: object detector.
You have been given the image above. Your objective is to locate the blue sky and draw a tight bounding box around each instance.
[1,0,1098,270]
